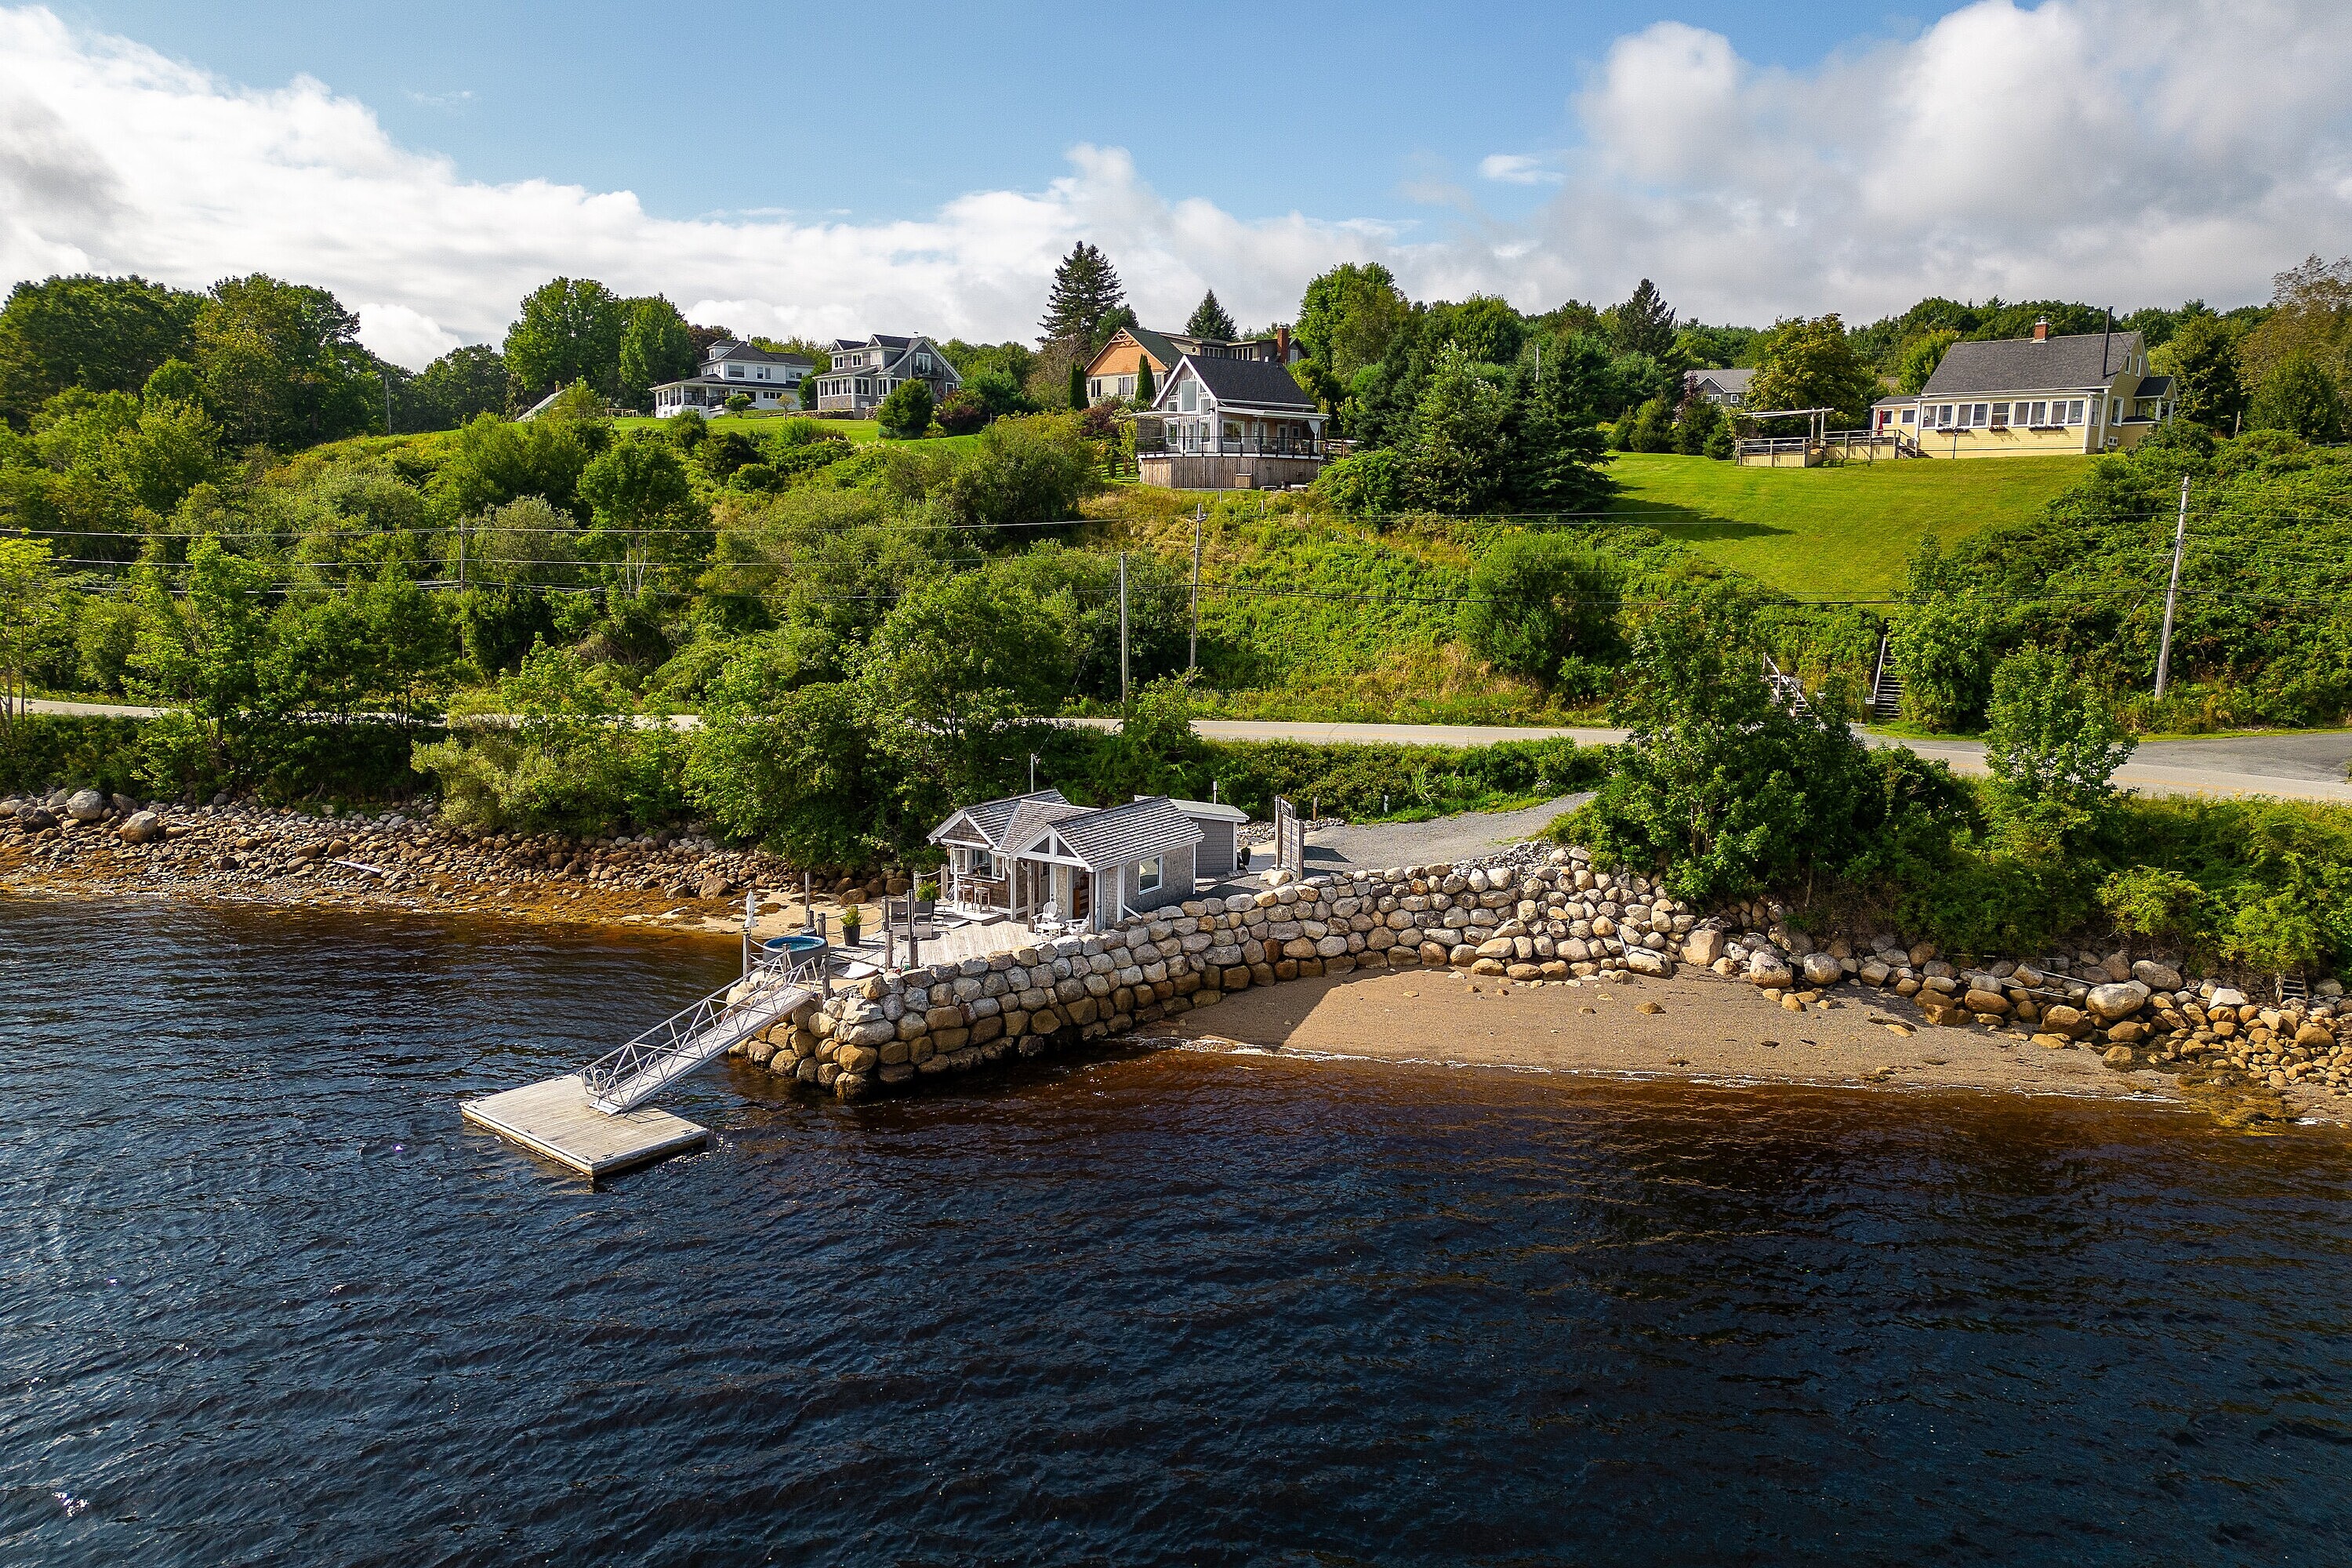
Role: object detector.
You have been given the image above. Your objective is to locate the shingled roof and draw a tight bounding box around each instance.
[1047,797,1203,873]
[1178,354,1316,412]
[1921,331,2139,397]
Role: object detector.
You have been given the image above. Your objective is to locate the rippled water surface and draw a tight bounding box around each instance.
[5,897,2352,1566]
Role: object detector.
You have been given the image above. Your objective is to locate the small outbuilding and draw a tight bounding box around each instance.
[1166,797,1249,880]
[928,789,1204,932]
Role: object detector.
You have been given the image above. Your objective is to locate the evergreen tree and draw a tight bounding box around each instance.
[1506,338,1615,513]
[1068,358,1087,410]
[1185,289,1237,340]
[1610,278,1678,360]
[1039,241,1127,347]
[1134,361,1155,403]
[2168,315,2248,430]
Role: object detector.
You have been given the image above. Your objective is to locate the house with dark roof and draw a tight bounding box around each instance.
[648,340,815,417]
[1871,319,2172,457]
[928,789,1219,931]
[1083,325,1304,405]
[1134,350,1329,490]
[810,333,961,416]
[1685,367,1755,408]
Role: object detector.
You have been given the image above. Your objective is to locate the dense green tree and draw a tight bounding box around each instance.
[436,412,597,520]
[2249,353,2347,441]
[1982,646,2134,848]
[1892,594,1995,731]
[1458,532,1624,684]
[1896,329,1958,394]
[1627,395,1676,452]
[1747,314,1878,423]
[503,277,628,398]
[877,376,935,438]
[0,274,205,427]
[1608,278,1678,360]
[1428,295,1525,368]
[942,415,1096,532]
[687,679,886,866]
[142,358,203,408]
[1295,262,1411,384]
[1066,357,1087,410]
[964,367,1030,419]
[1672,394,1726,456]
[1039,241,1127,348]
[1672,321,1761,369]
[1133,361,1155,404]
[1185,289,1238,340]
[129,538,278,757]
[1511,337,1616,511]
[1566,590,1882,902]
[617,296,698,408]
[1410,346,1514,513]
[412,344,513,427]
[2238,254,2350,396]
[2164,314,2248,431]
[0,538,64,731]
[192,274,379,448]
[578,433,705,595]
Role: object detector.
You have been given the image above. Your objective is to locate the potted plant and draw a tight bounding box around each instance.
[839,903,863,946]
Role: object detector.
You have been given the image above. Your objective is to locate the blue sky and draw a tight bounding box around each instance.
[8,2,2347,367]
[56,2,1949,231]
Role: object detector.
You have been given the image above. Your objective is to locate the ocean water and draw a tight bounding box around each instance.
[2,895,2349,1566]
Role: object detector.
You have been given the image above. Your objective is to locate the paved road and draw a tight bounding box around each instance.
[24,699,2351,803]
[1296,794,1595,871]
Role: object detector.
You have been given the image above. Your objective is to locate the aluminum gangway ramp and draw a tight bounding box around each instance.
[462,938,830,1178]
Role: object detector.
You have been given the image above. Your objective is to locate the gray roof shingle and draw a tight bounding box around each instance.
[1180,354,1316,412]
[1921,332,2138,397]
[1051,797,1203,872]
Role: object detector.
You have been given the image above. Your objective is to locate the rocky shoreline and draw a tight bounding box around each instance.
[9,786,2345,1127]
[720,844,2352,1126]
[0,787,877,931]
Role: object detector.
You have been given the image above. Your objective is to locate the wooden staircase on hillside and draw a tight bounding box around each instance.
[1869,634,1906,721]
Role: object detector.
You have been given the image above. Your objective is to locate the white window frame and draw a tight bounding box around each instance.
[1137,855,1163,892]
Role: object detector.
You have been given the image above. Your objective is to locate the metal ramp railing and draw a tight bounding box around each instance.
[580,941,830,1114]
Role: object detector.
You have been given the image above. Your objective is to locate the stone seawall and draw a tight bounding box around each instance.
[732,848,1701,1100]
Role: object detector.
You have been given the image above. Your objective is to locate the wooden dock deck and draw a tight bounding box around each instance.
[460,1074,709,1178]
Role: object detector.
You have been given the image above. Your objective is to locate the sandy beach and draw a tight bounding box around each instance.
[1159,964,2349,1127]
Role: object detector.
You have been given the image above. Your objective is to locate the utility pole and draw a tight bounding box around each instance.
[456,519,466,591]
[2154,477,2190,699]
[1118,550,1131,703]
[1029,752,1040,793]
[382,371,394,437]
[1189,505,1203,673]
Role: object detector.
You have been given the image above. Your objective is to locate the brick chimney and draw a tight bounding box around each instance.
[1276,325,1291,361]
[2032,317,2050,342]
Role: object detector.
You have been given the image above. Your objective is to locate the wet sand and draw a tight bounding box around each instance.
[1161,964,2350,1124]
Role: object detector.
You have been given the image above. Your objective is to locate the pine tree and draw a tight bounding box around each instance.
[1068,357,1087,410]
[1040,241,1127,347]
[1610,278,1677,360]
[1185,289,1237,340]
[1134,361,1155,403]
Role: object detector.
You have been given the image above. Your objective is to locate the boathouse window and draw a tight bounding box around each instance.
[1138,855,1163,892]
[970,848,994,878]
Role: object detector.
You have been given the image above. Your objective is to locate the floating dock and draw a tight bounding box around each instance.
[460,1074,710,1179]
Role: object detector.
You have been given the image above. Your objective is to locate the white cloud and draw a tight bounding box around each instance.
[0,1,2348,366]
[1478,154,1563,187]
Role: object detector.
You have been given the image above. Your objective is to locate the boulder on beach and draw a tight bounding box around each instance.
[117,811,165,845]
[1624,948,1673,978]
[2086,980,2151,1022]
[2131,960,2183,992]
[1801,953,1843,987]
[1682,927,1724,966]
[65,789,107,822]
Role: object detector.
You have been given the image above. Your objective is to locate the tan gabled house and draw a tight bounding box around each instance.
[1872,319,2172,457]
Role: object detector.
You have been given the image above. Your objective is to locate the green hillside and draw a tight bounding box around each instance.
[1607,452,2089,600]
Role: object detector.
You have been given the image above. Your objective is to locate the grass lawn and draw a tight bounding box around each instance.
[1607,452,2089,600]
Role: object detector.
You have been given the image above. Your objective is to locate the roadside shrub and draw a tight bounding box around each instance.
[1457,531,1624,683]
[1310,448,1412,517]
[1982,645,2134,847]
[1892,595,1994,731]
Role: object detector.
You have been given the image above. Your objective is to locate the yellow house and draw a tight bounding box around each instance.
[1875,320,2172,458]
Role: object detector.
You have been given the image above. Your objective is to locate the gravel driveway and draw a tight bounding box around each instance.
[1278,793,1595,873]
